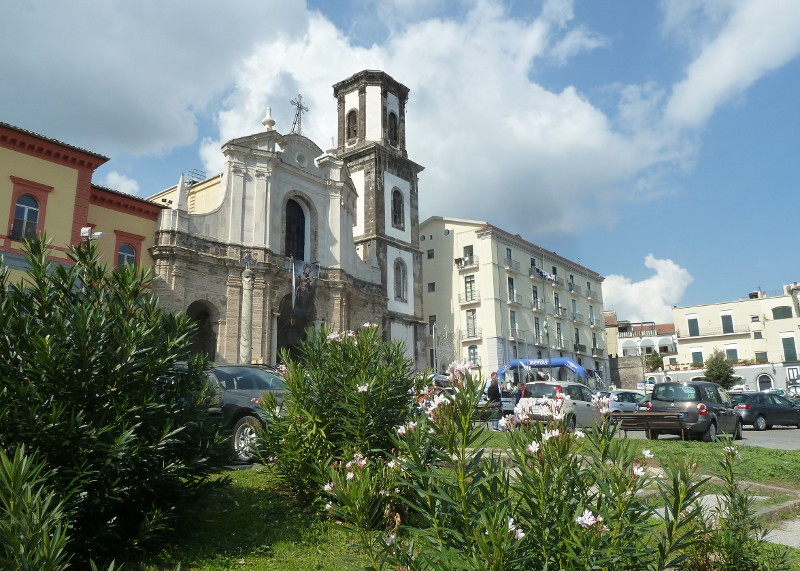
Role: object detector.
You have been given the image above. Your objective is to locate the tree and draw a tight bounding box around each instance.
[0,239,226,566]
[646,352,664,372]
[703,349,736,390]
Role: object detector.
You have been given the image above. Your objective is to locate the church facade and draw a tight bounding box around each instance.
[149,70,425,367]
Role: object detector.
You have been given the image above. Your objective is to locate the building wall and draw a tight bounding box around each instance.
[421,216,608,382]
[671,285,800,369]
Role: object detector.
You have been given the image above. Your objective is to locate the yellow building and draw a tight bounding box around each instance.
[0,121,162,281]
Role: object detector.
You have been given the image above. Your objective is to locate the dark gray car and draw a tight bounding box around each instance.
[206,365,286,462]
[730,391,800,430]
[645,381,741,441]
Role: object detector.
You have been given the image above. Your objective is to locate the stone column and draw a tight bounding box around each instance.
[239,268,254,363]
[270,311,280,364]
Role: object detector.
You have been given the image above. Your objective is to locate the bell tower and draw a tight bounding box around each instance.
[332,70,425,368]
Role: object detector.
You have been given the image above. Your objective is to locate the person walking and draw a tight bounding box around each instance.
[487,375,502,430]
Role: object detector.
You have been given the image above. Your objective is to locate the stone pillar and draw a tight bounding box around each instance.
[239,268,254,364]
[270,311,280,364]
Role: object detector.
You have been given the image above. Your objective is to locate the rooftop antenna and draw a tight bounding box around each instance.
[290,94,308,135]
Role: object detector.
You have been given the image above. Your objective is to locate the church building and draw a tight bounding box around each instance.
[149,70,425,367]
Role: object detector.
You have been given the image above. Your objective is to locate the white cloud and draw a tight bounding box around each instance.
[664,0,800,128]
[602,255,693,323]
[549,26,608,64]
[102,171,140,195]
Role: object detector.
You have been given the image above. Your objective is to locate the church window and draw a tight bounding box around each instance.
[11,194,39,239]
[394,259,407,302]
[117,244,136,266]
[346,110,358,140]
[391,188,404,230]
[285,199,306,260]
[388,112,398,146]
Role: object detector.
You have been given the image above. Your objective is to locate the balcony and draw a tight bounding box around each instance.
[553,306,569,319]
[675,326,750,339]
[572,312,584,324]
[589,317,602,328]
[568,282,582,295]
[587,289,602,302]
[555,336,568,350]
[552,276,565,288]
[507,290,522,305]
[503,258,520,272]
[574,343,587,354]
[455,255,479,271]
[531,298,546,312]
[458,290,481,305]
[532,332,546,346]
[592,347,605,357]
[460,327,482,341]
[509,328,527,341]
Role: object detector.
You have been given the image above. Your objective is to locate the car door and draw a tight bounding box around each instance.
[618,392,637,413]
[769,394,794,425]
[578,385,601,426]
[713,386,737,433]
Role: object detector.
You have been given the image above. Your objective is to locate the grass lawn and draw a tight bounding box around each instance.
[134,435,800,570]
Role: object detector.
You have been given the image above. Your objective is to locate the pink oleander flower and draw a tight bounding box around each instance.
[642,449,654,459]
[526,441,540,454]
[574,430,585,439]
[324,482,334,493]
[326,331,341,342]
[357,384,369,393]
[325,502,333,510]
[576,509,607,531]
[633,466,645,477]
[346,471,354,481]
[515,528,526,541]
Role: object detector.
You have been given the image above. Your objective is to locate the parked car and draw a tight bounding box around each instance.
[635,393,651,412]
[644,381,741,441]
[730,391,800,430]
[597,390,644,413]
[516,381,601,430]
[787,384,800,402]
[205,364,286,462]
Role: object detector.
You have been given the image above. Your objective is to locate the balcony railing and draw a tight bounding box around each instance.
[553,306,569,318]
[459,290,480,304]
[531,298,546,311]
[589,317,602,327]
[568,282,582,295]
[461,327,482,340]
[552,276,565,288]
[618,329,659,338]
[675,326,750,338]
[507,290,522,304]
[503,258,520,272]
[574,343,587,354]
[572,312,584,324]
[592,347,605,357]
[455,255,479,270]
[532,332,546,345]
[587,289,602,302]
[555,336,568,350]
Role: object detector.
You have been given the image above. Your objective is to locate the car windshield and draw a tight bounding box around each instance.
[652,384,700,402]
[524,383,559,398]
[730,393,750,405]
[213,366,286,391]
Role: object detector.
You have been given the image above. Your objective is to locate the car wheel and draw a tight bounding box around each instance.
[733,420,743,440]
[233,416,261,463]
[754,415,767,431]
[702,422,717,443]
[646,429,659,440]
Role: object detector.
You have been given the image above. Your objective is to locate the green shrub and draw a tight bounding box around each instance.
[0,239,227,566]
[259,324,417,502]
[0,446,70,570]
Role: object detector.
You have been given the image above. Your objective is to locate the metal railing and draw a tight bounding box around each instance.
[504,258,520,272]
[455,255,479,269]
[568,282,582,295]
[675,326,750,338]
[531,298,546,311]
[458,290,480,304]
[507,290,522,304]
[574,343,587,354]
[592,347,605,357]
[460,327,482,340]
[572,312,584,324]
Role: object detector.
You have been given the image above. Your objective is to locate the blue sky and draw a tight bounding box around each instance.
[2,0,799,322]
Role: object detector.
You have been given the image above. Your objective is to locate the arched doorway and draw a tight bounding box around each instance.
[186,300,218,359]
[276,293,311,362]
[757,374,773,390]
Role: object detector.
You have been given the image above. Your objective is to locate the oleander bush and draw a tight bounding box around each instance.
[0,239,227,567]
[322,366,793,570]
[258,324,418,503]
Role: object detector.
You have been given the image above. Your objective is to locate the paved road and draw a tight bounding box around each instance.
[623,425,800,450]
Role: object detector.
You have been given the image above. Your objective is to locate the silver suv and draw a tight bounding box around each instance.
[516,381,600,430]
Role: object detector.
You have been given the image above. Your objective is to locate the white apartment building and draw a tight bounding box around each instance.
[420,217,608,381]
[665,283,800,389]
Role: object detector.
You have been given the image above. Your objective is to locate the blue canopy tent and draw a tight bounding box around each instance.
[497,358,603,388]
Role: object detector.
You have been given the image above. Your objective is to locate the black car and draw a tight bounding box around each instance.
[206,365,286,462]
[730,391,800,431]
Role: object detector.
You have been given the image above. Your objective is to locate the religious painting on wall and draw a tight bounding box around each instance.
[292,260,319,316]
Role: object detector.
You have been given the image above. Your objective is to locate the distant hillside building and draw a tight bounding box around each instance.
[149,70,425,366]
[420,217,608,382]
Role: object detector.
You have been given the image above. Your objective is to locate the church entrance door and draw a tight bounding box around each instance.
[186,300,218,359]
[276,294,310,362]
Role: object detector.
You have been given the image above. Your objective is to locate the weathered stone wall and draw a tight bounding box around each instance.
[608,355,647,389]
